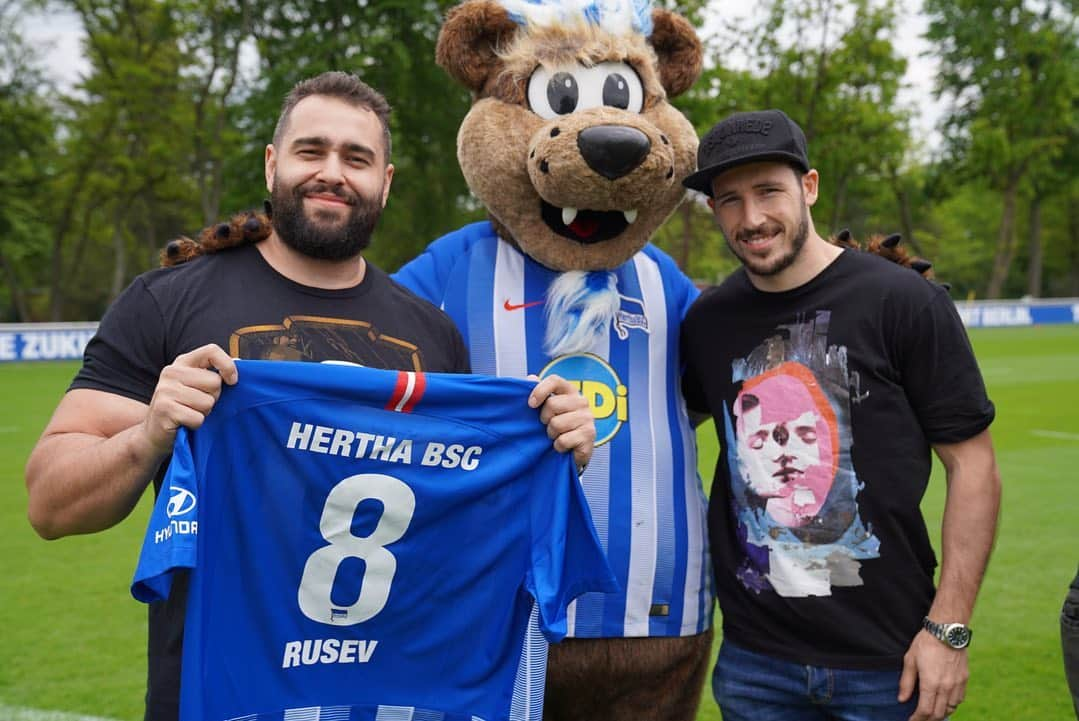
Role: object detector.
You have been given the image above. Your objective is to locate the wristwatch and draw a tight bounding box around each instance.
[922,616,972,649]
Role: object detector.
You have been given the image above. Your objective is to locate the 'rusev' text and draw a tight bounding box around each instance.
[282,639,378,668]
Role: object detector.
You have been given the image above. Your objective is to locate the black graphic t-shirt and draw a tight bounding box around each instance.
[681,249,994,670]
[70,242,469,720]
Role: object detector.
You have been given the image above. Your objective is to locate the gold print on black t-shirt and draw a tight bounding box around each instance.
[229,316,423,371]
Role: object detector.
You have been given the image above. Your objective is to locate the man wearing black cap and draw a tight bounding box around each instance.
[679,109,1001,721]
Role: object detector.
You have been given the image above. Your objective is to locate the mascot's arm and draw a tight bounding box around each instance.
[646,244,701,319]
[392,225,486,304]
[830,229,947,288]
[392,225,489,304]
[159,209,271,268]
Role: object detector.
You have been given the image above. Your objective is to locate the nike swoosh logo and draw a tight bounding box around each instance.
[503,299,545,311]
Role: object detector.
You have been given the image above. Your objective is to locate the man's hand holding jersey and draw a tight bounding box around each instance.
[528,375,596,472]
[142,344,239,456]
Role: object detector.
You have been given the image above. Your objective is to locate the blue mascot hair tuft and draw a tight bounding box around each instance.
[497,0,654,37]
[543,270,622,357]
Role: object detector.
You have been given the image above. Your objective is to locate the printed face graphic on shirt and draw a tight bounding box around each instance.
[725,311,880,598]
[733,362,838,528]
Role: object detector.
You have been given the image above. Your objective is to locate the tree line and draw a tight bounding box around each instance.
[0,0,1076,321]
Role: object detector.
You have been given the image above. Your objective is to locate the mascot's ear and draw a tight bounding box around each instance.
[650,9,702,98]
[436,0,519,95]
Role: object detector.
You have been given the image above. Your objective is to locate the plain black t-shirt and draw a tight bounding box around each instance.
[681,249,994,670]
[70,243,469,720]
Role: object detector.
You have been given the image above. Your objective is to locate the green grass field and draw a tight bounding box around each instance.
[1,325,1077,720]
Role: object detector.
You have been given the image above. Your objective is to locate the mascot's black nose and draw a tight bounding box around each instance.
[577,125,651,180]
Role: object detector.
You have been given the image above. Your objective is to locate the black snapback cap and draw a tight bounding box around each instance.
[683,109,810,197]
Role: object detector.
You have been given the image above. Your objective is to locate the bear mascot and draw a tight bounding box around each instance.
[162,2,932,718]
[395,4,714,719]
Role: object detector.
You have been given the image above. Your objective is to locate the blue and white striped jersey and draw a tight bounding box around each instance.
[395,221,713,638]
[132,360,615,721]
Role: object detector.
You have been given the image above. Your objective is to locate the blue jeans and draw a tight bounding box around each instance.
[713,639,920,721]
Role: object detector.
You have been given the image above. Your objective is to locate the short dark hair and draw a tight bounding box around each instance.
[272,71,393,162]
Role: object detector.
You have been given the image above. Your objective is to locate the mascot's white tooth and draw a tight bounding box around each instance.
[562,207,578,226]
[623,209,638,224]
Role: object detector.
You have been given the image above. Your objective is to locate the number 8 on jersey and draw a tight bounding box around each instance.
[299,473,416,626]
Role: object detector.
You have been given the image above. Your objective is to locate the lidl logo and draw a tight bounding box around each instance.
[540,353,627,446]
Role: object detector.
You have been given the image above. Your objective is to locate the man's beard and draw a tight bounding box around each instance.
[725,204,810,278]
[271,178,384,261]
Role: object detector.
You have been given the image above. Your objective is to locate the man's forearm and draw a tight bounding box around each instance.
[27,347,239,539]
[929,430,1001,622]
[26,423,165,539]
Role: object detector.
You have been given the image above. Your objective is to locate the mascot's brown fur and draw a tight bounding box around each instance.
[161,4,934,719]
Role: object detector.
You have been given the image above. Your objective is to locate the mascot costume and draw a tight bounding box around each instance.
[398,3,714,719]
[163,1,932,718]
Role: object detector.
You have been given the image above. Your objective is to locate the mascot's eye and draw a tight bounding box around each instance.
[603,73,631,109]
[547,72,579,115]
[527,62,643,119]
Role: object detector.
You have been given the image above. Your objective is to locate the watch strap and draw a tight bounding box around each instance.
[922,616,972,649]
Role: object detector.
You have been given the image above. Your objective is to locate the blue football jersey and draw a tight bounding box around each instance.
[394,222,713,638]
[132,360,616,721]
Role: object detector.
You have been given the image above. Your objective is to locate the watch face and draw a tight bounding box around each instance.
[946,625,972,648]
